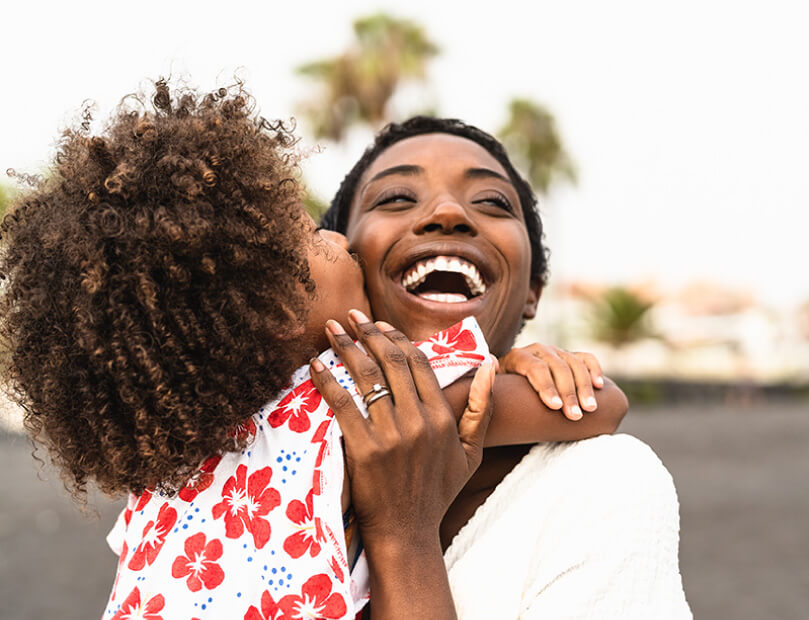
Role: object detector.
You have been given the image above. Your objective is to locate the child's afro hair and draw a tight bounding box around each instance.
[0,80,314,499]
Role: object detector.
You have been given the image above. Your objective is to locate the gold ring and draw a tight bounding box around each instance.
[362,383,391,407]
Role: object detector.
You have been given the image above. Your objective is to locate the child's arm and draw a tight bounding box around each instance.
[442,372,627,447]
[499,342,608,420]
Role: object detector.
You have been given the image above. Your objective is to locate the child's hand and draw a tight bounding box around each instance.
[309,310,495,547]
[499,343,605,421]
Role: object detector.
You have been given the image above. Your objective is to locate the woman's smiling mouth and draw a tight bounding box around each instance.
[399,254,488,304]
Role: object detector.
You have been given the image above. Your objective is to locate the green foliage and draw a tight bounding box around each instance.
[498,98,577,194]
[296,13,438,141]
[588,287,655,348]
[304,191,329,221]
[0,182,17,219]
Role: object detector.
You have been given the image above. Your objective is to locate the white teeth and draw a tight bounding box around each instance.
[420,292,468,303]
[400,255,487,296]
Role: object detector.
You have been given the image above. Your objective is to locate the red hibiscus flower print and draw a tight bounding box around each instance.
[110,540,128,602]
[211,464,280,549]
[229,418,258,441]
[128,503,177,570]
[171,532,225,592]
[112,587,165,620]
[268,380,322,433]
[328,555,344,583]
[244,590,281,620]
[283,490,322,559]
[134,489,153,512]
[179,455,222,502]
[277,574,347,619]
[423,323,477,356]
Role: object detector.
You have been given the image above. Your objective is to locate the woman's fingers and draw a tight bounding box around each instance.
[346,310,419,407]
[309,357,370,442]
[457,358,495,470]
[324,319,396,432]
[374,321,444,409]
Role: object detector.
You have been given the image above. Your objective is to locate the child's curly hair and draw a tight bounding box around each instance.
[0,80,315,499]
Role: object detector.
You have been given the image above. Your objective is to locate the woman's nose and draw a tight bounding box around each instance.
[413,199,477,236]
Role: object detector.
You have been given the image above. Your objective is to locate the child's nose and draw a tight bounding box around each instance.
[319,229,349,250]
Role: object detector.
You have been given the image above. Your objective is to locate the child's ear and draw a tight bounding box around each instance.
[522,278,543,320]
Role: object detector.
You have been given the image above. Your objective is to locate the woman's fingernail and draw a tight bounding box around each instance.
[585,397,597,409]
[595,376,604,387]
[551,396,563,408]
[310,357,325,372]
[326,319,346,335]
[569,406,583,420]
[348,309,371,324]
[375,320,395,332]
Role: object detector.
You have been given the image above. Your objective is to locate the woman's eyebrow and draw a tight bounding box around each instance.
[464,167,511,183]
[360,164,423,196]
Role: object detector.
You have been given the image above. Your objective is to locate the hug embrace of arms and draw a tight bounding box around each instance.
[0,81,688,619]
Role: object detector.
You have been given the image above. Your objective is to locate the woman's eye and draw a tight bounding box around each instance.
[374,190,417,208]
[474,192,513,212]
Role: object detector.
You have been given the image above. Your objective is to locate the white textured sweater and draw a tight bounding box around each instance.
[444,434,692,619]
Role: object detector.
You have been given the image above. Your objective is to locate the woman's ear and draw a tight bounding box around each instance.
[522,279,543,320]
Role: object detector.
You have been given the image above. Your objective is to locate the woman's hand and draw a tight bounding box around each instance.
[309,309,495,620]
[499,343,605,421]
[309,309,495,545]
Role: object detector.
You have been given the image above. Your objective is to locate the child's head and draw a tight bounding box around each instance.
[0,80,367,498]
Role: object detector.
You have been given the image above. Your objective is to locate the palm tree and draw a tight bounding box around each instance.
[296,13,439,142]
[588,287,656,348]
[498,98,577,194]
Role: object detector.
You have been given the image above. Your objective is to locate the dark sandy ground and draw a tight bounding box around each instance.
[1,401,807,620]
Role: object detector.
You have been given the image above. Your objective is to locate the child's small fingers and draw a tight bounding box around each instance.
[560,351,597,412]
[525,363,564,410]
[544,357,582,420]
[575,352,605,388]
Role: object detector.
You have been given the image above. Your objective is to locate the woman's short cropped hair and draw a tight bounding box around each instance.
[320,116,549,285]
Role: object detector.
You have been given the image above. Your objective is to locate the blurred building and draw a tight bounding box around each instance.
[523,280,809,386]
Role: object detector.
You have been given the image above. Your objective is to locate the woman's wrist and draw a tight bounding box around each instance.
[363,530,458,620]
[362,529,443,564]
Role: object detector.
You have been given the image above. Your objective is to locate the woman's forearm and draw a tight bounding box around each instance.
[363,534,457,620]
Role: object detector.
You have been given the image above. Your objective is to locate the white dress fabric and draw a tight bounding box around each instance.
[103,318,488,620]
[444,434,692,620]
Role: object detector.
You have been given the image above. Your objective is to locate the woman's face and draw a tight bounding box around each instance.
[344,133,538,356]
[303,218,372,353]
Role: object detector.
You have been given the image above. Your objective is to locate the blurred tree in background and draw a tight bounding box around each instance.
[588,287,656,348]
[296,13,438,142]
[294,12,576,216]
[498,98,577,194]
[0,183,15,219]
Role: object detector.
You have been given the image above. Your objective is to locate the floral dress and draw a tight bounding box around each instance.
[102,318,488,620]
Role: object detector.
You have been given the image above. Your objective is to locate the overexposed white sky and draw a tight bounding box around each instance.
[2,0,807,307]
